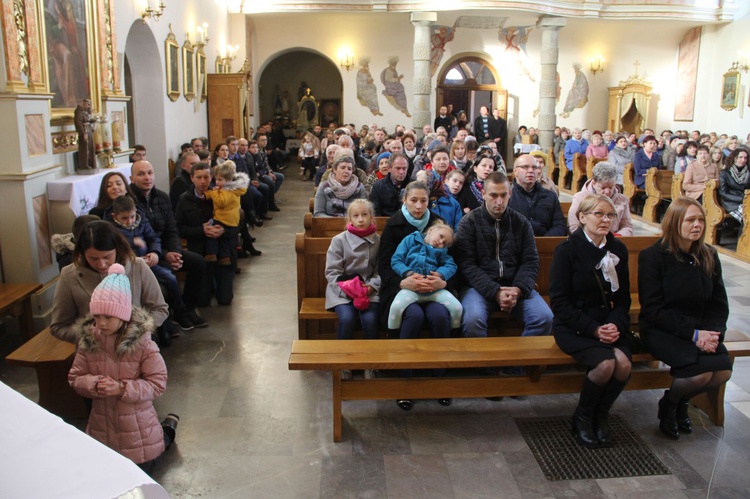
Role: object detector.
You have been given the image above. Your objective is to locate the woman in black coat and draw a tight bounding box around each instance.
[638,197,732,440]
[550,194,632,448]
[377,181,451,411]
[718,146,750,224]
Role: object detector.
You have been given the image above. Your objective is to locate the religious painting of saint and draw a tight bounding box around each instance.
[720,70,740,111]
[356,57,382,116]
[560,63,589,118]
[499,26,535,83]
[430,26,455,77]
[44,0,91,110]
[380,57,411,117]
[320,100,341,127]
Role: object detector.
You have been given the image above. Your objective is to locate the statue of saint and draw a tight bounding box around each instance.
[74,98,97,170]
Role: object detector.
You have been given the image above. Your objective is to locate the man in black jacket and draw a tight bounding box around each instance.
[507,154,567,236]
[174,162,235,306]
[434,105,452,134]
[169,152,200,211]
[369,153,410,216]
[454,171,553,339]
[130,160,209,324]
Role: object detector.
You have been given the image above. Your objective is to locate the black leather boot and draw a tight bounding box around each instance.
[676,399,693,434]
[572,378,606,449]
[594,377,629,447]
[657,390,680,440]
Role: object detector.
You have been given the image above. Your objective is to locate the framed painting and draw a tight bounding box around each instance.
[42,0,100,117]
[197,50,207,102]
[165,26,179,102]
[215,56,225,74]
[320,99,341,127]
[721,69,740,111]
[182,38,195,102]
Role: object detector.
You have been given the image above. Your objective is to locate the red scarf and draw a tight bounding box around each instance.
[347,222,377,238]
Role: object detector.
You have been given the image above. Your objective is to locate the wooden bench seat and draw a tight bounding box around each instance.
[642,167,674,222]
[297,233,658,340]
[571,153,587,193]
[289,337,750,441]
[0,282,42,340]
[622,162,644,212]
[5,327,87,418]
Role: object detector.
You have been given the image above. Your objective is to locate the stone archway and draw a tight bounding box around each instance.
[124,21,168,189]
[257,49,342,127]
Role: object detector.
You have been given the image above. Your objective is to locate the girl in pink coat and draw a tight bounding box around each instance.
[68,263,178,474]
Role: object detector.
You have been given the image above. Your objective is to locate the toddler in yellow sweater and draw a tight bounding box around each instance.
[205,160,249,265]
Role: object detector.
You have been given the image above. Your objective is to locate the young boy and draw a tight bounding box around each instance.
[204,161,249,265]
[108,195,197,331]
[444,169,466,199]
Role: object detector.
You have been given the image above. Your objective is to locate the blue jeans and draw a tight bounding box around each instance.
[460,287,553,338]
[334,302,380,340]
[150,263,184,310]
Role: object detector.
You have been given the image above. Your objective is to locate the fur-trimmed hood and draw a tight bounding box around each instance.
[225,171,249,191]
[73,307,155,356]
[51,233,75,255]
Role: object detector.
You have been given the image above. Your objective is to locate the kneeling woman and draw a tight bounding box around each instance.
[639,198,732,440]
[550,194,632,448]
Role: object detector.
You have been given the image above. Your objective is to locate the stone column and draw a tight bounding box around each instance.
[410,12,436,131]
[536,16,566,151]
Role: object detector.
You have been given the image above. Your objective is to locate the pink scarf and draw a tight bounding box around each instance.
[347,223,376,238]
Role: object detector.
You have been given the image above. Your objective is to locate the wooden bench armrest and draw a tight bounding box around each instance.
[5,328,76,367]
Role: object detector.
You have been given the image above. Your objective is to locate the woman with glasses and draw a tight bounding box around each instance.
[568,162,633,236]
[551,194,632,448]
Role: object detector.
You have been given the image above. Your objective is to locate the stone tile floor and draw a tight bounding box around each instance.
[2,175,750,498]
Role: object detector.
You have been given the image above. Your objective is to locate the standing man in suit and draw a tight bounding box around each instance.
[474,106,494,143]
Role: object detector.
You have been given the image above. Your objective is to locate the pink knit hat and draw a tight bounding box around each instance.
[89,263,132,321]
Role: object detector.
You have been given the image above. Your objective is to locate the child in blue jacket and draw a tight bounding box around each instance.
[388,221,463,329]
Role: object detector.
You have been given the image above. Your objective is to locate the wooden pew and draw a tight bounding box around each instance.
[0,282,42,340]
[622,163,643,211]
[289,338,750,442]
[642,167,674,222]
[5,328,88,418]
[296,232,656,340]
[304,205,572,238]
[571,153,587,193]
[704,179,731,245]
[557,157,572,192]
[736,189,750,257]
[303,213,389,237]
[547,147,560,186]
[672,172,685,201]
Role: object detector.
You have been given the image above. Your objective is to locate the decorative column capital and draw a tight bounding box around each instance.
[536,16,566,30]
[410,11,437,26]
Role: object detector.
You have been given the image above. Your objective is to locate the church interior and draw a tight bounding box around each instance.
[2,0,750,497]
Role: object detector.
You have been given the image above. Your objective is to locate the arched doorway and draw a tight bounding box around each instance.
[437,55,506,123]
[257,50,342,128]
[124,22,168,187]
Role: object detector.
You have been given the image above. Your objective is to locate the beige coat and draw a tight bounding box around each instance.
[68,308,167,464]
[682,161,714,200]
[51,258,168,343]
[568,180,634,236]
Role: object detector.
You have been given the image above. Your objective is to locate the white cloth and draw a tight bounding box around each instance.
[0,381,168,499]
[513,143,541,155]
[596,251,621,292]
[47,164,132,216]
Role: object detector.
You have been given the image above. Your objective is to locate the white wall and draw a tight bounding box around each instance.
[248,11,750,139]
[113,1,230,190]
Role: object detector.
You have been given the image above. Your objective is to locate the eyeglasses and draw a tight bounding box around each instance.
[585,211,617,220]
[516,163,543,171]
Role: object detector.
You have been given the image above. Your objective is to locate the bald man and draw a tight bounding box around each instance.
[507,154,567,236]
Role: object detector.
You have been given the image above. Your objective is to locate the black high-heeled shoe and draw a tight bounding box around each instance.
[397,399,414,411]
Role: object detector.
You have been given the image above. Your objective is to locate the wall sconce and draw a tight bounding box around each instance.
[195,23,209,51]
[339,52,354,71]
[141,1,166,23]
[589,54,605,75]
[219,45,239,73]
[730,50,749,73]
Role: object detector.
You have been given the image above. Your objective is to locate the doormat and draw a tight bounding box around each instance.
[515,415,671,481]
